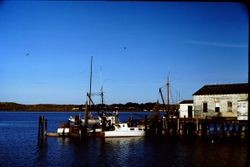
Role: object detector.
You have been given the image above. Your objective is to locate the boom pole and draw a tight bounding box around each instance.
[159,88,168,117]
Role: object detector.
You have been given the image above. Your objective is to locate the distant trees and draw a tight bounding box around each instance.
[0,102,179,112]
[0,102,76,111]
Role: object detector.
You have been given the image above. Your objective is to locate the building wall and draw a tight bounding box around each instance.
[193,94,248,118]
[237,100,248,120]
[179,103,194,118]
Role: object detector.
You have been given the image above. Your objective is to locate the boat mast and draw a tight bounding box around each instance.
[89,56,93,106]
[84,56,93,127]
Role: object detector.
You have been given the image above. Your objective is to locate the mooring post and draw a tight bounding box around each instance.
[201,116,208,138]
[198,123,202,136]
[37,116,41,143]
[214,121,218,138]
[45,118,47,136]
[232,123,236,137]
[195,118,199,136]
[145,115,148,131]
[183,116,187,136]
[226,122,230,137]
[177,118,180,132]
[37,116,47,146]
[196,118,198,131]
[238,123,242,139]
[241,124,246,139]
[220,123,224,138]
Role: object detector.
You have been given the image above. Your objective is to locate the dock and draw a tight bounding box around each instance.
[148,116,248,140]
[39,115,249,142]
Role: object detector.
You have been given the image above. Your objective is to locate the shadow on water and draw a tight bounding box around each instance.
[34,145,48,167]
[33,136,247,167]
[144,136,247,167]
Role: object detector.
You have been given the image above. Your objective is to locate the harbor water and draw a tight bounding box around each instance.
[0,112,248,167]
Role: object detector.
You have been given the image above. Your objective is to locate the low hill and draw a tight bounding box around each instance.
[0,102,178,112]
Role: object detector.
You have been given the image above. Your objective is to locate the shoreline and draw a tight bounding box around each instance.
[0,102,177,112]
[0,110,150,112]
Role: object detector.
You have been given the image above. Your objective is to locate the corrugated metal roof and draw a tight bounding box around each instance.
[193,83,248,96]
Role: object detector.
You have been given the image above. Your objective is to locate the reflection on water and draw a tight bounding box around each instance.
[103,137,144,167]
[104,137,144,143]
[56,137,71,146]
[49,137,247,167]
[0,112,248,167]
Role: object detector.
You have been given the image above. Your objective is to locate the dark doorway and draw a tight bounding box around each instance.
[188,106,193,118]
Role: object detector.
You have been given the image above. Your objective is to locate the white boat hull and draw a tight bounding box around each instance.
[104,130,145,137]
[102,123,145,138]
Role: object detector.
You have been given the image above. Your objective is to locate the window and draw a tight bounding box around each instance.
[215,102,220,112]
[228,101,232,112]
[203,102,208,112]
[242,103,246,108]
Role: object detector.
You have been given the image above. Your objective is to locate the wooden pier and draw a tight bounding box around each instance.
[40,115,248,142]
[148,116,248,141]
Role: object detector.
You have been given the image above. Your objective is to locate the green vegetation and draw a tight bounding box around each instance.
[0,102,178,112]
[0,102,76,111]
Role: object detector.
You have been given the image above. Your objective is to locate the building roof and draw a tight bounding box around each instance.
[179,100,193,104]
[193,83,248,96]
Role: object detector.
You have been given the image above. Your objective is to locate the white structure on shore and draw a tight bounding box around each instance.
[179,100,194,118]
[192,83,248,120]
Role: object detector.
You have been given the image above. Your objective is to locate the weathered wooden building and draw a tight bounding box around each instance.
[193,83,248,119]
[179,100,194,118]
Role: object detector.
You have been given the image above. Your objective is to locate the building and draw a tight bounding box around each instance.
[179,100,194,118]
[193,83,248,120]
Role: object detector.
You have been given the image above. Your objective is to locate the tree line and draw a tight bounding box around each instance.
[0,102,178,112]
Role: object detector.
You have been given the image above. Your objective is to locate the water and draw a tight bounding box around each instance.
[0,112,248,167]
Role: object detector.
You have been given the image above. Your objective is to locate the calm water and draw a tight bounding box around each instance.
[0,112,248,167]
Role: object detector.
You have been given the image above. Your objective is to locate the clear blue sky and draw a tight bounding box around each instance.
[0,1,248,104]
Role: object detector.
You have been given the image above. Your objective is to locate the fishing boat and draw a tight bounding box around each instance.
[56,56,146,138]
[56,57,122,137]
[101,123,146,138]
[101,113,146,138]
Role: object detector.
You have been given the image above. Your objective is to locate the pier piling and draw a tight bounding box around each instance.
[37,116,47,146]
[149,116,248,141]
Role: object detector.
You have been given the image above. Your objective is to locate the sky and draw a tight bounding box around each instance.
[0,1,248,105]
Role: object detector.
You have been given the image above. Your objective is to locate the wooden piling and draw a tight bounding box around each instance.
[37,116,47,146]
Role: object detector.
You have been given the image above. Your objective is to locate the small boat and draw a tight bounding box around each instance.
[57,127,70,136]
[101,123,145,138]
